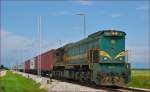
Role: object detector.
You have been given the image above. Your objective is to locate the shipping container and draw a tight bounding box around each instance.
[34,56,38,70]
[30,58,35,69]
[18,62,24,72]
[18,63,24,70]
[37,49,56,72]
[13,65,18,71]
[25,60,30,71]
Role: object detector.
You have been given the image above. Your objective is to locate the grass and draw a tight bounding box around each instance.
[0,71,47,92]
[128,69,150,89]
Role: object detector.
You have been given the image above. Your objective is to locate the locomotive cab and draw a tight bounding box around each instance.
[100,31,126,62]
[90,30,131,86]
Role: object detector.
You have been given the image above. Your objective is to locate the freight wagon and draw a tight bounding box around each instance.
[25,60,30,73]
[29,57,37,74]
[39,49,56,76]
[18,63,24,72]
[23,49,56,75]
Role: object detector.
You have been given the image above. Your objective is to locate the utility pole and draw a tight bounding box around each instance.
[24,62,25,73]
[16,61,18,71]
[0,30,1,69]
[149,17,150,80]
[58,40,62,47]
[37,16,42,77]
[76,13,86,38]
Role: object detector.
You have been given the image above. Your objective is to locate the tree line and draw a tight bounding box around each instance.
[0,65,9,70]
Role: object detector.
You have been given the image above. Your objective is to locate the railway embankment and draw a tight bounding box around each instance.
[13,71,108,92]
[0,70,7,77]
[13,71,150,92]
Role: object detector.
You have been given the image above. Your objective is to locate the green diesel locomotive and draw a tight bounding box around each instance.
[53,30,131,86]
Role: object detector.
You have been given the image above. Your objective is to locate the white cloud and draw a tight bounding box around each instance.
[50,11,68,16]
[1,30,33,52]
[136,5,148,10]
[129,49,149,61]
[1,29,37,67]
[1,29,59,67]
[75,0,93,5]
[111,13,121,18]
[126,45,149,68]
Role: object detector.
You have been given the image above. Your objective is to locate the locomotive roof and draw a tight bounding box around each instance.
[88,30,126,38]
[64,30,126,48]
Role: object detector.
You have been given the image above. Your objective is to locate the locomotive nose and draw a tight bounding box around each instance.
[98,62,130,86]
[110,72,115,84]
[97,70,125,86]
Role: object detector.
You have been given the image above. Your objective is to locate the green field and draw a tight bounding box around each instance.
[128,69,150,89]
[0,71,47,92]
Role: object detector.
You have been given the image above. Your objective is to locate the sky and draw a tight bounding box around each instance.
[1,0,149,68]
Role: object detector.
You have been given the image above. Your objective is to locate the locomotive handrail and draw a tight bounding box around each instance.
[88,49,100,70]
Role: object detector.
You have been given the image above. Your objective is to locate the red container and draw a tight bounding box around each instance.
[37,49,56,71]
[34,56,38,70]
[25,60,30,70]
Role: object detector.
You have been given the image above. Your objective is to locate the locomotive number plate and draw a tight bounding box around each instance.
[108,66,115,68]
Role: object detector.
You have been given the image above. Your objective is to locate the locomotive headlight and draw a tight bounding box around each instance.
[119,57,123,61]
[103,57,107,61]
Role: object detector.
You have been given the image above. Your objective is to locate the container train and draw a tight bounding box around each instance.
[14,30,131,86]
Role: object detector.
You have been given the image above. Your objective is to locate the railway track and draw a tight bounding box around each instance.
[111,86,150,92]
[49,78,150,92]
